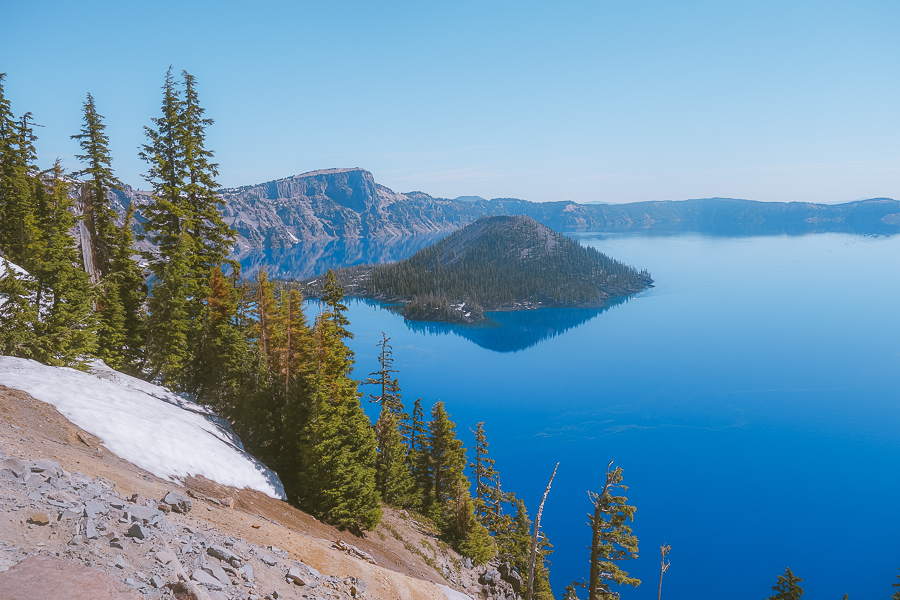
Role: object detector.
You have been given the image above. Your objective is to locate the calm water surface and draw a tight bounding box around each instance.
[302,232,900,599]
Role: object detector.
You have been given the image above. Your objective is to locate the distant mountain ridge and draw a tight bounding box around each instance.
[112,167,900,251]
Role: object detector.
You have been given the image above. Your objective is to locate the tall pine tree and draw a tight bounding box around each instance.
[70,92,122,278]
[139,68,236,385]
[767,568,803,600]
[29,162,97,368]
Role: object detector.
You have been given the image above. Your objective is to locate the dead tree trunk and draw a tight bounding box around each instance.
[526,462,559,600]
[658,544,671,600]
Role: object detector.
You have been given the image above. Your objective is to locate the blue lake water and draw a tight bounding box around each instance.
[271,231,900,599]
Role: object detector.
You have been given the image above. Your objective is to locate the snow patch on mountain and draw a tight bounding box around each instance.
[0,356,285,499]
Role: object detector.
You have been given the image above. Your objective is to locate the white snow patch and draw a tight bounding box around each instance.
[0,356,285,499]
[438,584,475,600]
[0,258,36,310]
[0,257,29,278]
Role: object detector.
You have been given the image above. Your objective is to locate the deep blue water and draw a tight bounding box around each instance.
[296,232,900,599]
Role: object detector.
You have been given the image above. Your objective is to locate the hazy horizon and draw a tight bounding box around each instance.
[3,1,898,203]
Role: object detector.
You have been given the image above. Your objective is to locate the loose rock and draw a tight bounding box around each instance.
[27,512,50,526]
[161,491,191,514]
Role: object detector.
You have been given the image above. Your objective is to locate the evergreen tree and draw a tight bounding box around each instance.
[427,401,466,513]
[144,229,193,382]
[139,68,236,385]
[425,401,494,561]
[364,332,402,413]
[0,109,40,266]
[29,162,97,367]
[402,397,428,510]
[583,461,640,600]
[452,483,496,565]
[109,204,147,370]
[95,270,127,368]
[0,261,40,358]
[70,92,122,278]
[179,71,235,280]
[766,568,803,600]
[892,568,900,600]
[272,287,313,402]
[187,265,248,407]
[499,498,553,600]
[469,421,499,522]
[373,409,417,508]
[139,67,185,260]
[290,274,381,531]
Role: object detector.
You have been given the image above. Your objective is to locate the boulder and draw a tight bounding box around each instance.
[161,491,191,514]
[126,504,161,525]
[286,565,317,586]
[125,523,150,540]
[345,576,366,596]
[85,518,99,539]
[28,512,50,526]
[0,555,142,600]
[480,569,501,587]
[191,568,224,590]
[499,562,523,593]
[0,457,29,479]
[202,564,232,587]
[208,544,241,565]
[84,499,108,519]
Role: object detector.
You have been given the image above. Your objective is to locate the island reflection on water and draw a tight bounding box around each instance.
[388,297,631,353]
[240,232,644,352]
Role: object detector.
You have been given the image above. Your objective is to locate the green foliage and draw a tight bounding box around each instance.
[584,462,640,600]
[426,401,466,513]
[364,332,402,413]
[892,568,900,600]
[402,397,429,510]
[498,498,554,600]
[179,71,235,278]
[145,230,193,383]
[109,205,147,370]
[374,409,417,508]
[469,421,498,522]
[29,163,97,368]
[139,67,236,384]
[0,261,40,359]
[0,93,41,267]
[767,567,803,600]
[71,92,122,278]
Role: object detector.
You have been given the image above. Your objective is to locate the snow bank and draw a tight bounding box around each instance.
[0,356,285,499]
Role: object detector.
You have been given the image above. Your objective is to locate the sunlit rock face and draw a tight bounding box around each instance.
[217,168,485,250]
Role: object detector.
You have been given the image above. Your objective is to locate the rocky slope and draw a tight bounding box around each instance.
[0,377,523,600]
[109,168,900,253]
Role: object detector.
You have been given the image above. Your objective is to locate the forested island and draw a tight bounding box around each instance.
[299,215,653,323]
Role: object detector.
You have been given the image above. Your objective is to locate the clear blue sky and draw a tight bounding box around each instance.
[2,0,898,203]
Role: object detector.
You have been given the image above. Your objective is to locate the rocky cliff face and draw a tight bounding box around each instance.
[217,168,485,251]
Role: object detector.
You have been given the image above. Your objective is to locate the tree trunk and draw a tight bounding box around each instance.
[526,462,559,600]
